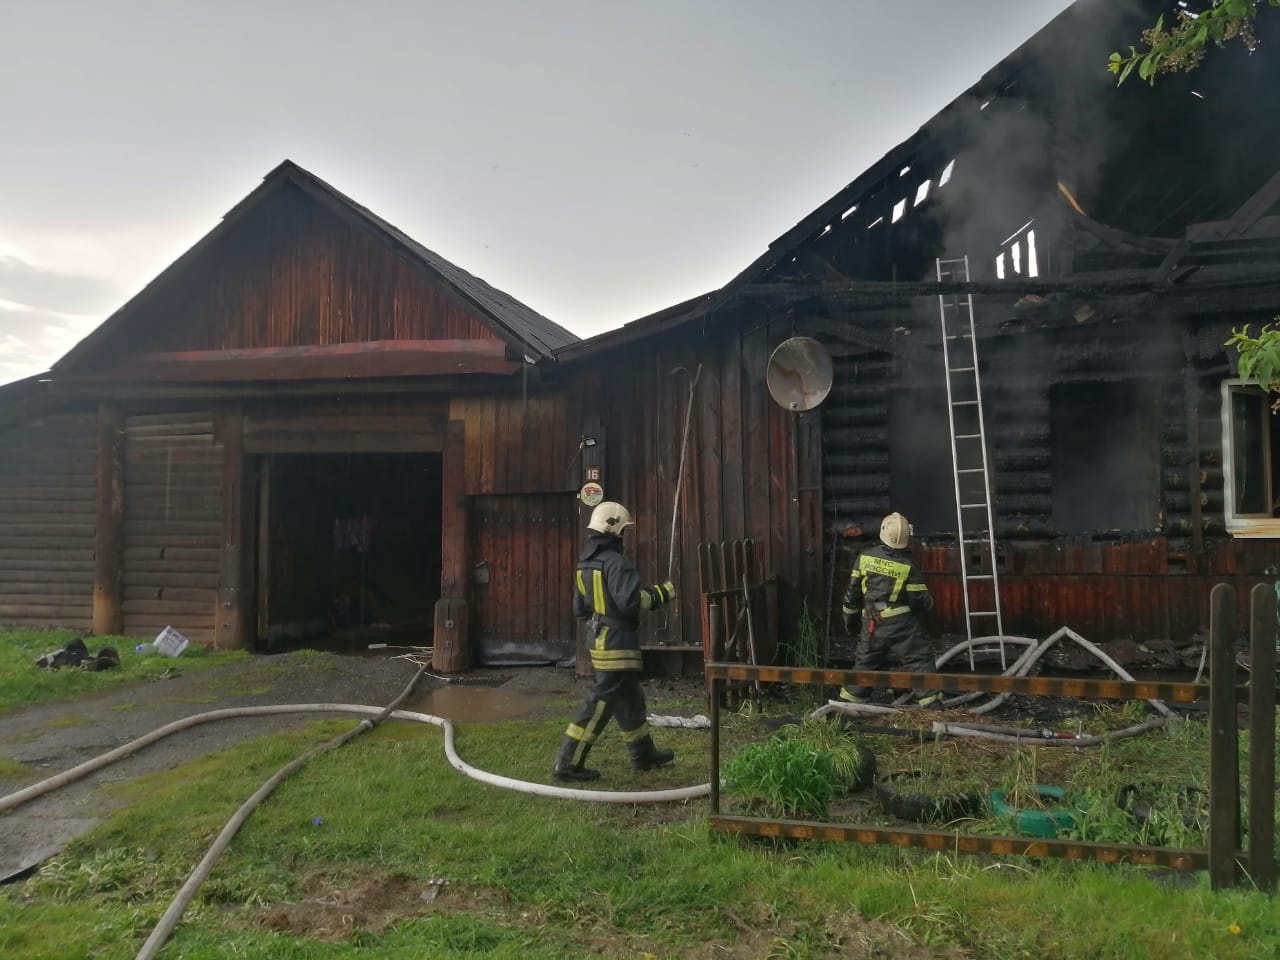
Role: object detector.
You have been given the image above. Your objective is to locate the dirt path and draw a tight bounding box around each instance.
[0,652,584,881]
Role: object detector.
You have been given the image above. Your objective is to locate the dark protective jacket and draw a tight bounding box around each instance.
[840,541,933,629]
[573,531,675,672]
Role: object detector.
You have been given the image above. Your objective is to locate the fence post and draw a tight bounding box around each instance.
[1208,583,1241,890]
[1249,583,1277,892]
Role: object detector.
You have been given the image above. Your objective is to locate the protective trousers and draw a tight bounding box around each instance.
[842,615,936,700]
[553,669,671,777]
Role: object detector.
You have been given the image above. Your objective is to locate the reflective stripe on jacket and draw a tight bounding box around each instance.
[572,532,674,671]
[840,541,933,623]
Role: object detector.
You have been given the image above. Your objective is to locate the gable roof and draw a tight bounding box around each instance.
[54,160,577,372]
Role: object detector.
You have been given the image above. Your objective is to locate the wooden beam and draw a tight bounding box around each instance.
[745,275,1157,301]
[46,374,535,402]
[1208,583,1242,890]
[64,340,523,384]
[214,406,246,650]
[439,419,469,599]
[709,815,1208,870]
[703,662,1234,703]
[1188,215,1280,244]
[1248,583,1277,891]
[92,402,124,636]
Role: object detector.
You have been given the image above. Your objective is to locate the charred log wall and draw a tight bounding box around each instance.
[810,303,1280,643]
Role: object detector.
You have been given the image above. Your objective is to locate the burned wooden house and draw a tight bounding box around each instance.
[2,0,1279,670]
[687,0,1280,647]
[552,0,1280,655]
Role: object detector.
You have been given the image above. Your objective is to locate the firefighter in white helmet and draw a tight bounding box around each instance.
[838,512,940,706]
[552,501,679,782]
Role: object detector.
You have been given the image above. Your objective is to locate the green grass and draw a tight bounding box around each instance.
[2,633,1278,959]
[2,700,1278,959]
[0,628,248,714]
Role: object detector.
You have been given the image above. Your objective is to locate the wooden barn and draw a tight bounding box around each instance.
[0,161,588,664]
[3,0,1279,672]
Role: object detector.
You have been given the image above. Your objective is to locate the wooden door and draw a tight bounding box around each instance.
[469,492,577,665]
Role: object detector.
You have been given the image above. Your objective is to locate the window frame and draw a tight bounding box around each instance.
[1219,378,1280,537]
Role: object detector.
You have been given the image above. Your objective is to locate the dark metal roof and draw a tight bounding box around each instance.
[55,160,577,372]
[553,292,715,364]
[0,372,55,429]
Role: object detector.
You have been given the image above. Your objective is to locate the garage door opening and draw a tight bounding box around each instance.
[256,453,442,652]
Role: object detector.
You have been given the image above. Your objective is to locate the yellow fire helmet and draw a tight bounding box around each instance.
[880,512,911,549]
[587,502,635,535]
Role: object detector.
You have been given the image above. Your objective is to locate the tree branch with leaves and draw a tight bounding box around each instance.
[1226,321,1280,397]
[1109,0,1278,84]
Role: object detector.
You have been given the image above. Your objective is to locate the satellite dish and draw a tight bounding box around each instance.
[766,336,833,411]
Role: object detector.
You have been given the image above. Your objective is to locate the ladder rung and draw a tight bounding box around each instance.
[948,366,975,374]
[961,539,990,545]
[969,611,1000,617]
[946,334,972,340]
[960,503,987,509]
[966,575,995,581]
[952,400,979,406]
[956,433,982,440]
[957,467,985,474]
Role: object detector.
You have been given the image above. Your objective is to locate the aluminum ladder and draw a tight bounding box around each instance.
[936,256,1005,669]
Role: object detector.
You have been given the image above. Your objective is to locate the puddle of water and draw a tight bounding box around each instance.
[404,685,538,723]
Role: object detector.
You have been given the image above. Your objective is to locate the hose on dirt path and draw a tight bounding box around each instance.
[0,706,712,818]
[0,663,711,958]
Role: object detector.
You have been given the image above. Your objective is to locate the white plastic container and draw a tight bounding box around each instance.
[153,626,190,658]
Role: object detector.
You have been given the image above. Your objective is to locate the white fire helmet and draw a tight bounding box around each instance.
[880,512,911,549]
[588,501,635,535]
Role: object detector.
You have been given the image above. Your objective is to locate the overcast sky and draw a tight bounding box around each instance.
[0,0,1078,385]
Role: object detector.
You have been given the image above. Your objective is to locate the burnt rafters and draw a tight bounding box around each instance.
[1155,167,1280,282]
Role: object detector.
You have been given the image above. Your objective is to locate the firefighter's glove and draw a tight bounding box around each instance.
[640,581,677,611]
[841,606,859,636]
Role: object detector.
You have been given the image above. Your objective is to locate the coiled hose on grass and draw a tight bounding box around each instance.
[0,664,710,960]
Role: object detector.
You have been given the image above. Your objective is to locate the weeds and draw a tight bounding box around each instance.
[723,736,839,819]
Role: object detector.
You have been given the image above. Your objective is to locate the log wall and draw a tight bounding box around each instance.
[0,412,97,629]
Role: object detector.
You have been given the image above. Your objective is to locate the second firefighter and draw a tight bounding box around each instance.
[839,512,940,706]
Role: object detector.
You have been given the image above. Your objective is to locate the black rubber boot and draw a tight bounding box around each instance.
[627,735,675,771]
[552,735,600,782]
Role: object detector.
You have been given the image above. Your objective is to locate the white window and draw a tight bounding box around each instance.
[1221,379,1280,536]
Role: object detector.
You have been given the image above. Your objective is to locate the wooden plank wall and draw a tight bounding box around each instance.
[121,412,223,644]
[0,412,97,629]
[89,183,499,367]
[568,311,825,654]
[449,393,576,496]
[469,492,577,663]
